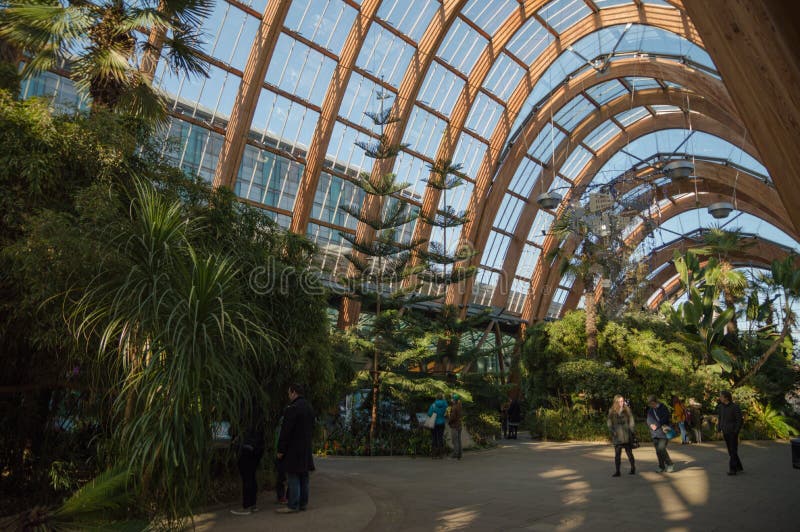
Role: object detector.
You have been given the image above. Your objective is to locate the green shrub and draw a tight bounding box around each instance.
[466,412,501,446]
[529,406,608,441]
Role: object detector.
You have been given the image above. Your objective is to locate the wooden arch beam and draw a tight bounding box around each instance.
[414,5,704,294]
[683,0,800,233]
[450,57,734,307]
[489,87,743,309]
[446,58,734,309]
[212,0,291,190]
[645,237,797,310]
[546,192,794,321]
[289,0,381,234]
[521,110,785,324]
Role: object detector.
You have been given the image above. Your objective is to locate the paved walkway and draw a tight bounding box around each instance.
[195,437,799,531]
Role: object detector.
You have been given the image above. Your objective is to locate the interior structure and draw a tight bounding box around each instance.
[24,0,800,330]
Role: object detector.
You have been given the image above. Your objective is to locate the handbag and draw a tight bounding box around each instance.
[423,412,437,429]
[629,430,640,449]
[662,425,678,439]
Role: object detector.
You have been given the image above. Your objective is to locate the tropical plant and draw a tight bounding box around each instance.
[664,250,735,372]
[0,0,211,124]
[738,254,800,383]
[68,180,277,524]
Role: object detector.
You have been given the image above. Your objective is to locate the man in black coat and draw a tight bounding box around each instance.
[717,390,744,475]
[276,383,315,513]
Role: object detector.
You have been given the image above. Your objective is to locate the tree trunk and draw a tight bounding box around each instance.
[724,292,739,336]
[584,277,598,358]
[737,320,791,385]
[368,353,378,457]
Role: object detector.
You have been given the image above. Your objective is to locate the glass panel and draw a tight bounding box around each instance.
[516,244,542,278]
[418,61,466,115]
[583,120,622,152]
[465,92,505,139]
[508,157,543,197]
[472,268,499,306]
[494,194,525,233]
[481,232,511,270]
[484,53,526,101]
[506,17,552,64]
[615,107,650,127]
[339,72,386,128]
[463,0,518,35]
[266,35,337,107]
[538,0,592,34]
[584,79,628,105]
[437,18,488,75]
[453,134,488,179]
[554,94,597,130]
[403,106,448,159]
[528,210,555,244]
[356,25,416,86]
[625,76,663,92]
[378,0,439,42]
[285,0,357,55]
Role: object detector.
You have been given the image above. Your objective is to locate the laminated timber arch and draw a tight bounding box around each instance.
[290,0,466,234]
[410,3,703,270]
[644,236,800,310]
[536,191,796,322]
[340,2,705,325]
[212,0,291,190]
[446,56,736,309]
[489,88,745,309]
[683,0,800,233]
[521,150,792,324]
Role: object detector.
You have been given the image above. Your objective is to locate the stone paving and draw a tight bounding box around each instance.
[194,437,799,531]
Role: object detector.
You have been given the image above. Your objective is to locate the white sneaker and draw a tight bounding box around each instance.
[230,508,251,516]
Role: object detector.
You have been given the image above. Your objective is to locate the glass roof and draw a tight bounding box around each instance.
[64,0,780,319]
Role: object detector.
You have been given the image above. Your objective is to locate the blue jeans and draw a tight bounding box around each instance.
[287,472,309,510]
[678,421,688,443]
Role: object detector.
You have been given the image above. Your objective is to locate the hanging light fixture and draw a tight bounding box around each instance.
[708,201,734,219]
[537,190,562,209]
[663,159,694,179]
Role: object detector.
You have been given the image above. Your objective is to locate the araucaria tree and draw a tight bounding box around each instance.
[338,89,426,455]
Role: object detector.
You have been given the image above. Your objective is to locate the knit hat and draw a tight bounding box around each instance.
[452,393,460,401]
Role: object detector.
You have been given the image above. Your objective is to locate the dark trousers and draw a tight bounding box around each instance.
[652,437,673,468]
[614,444,635,472]
[724,432,743,472]
[432,424,445,455]
[508,422,519,439]
[238,446,264,509]
[287,471,309,510]
[275,458,287,500]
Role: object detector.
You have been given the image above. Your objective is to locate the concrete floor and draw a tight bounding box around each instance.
[194,437,799,531]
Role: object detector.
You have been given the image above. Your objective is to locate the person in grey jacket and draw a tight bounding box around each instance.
[607,395,636,476]
[646,395,674,473]
[716,390,744,475]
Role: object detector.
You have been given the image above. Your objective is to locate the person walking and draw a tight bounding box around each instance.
[230,405,266,516]
[647,395,675,473]
[448,394,463,460]
[276,384,315,514]
[672,396,690,444]
[428,393,448,458]
[717,390,744,475]
[607,394,636,476]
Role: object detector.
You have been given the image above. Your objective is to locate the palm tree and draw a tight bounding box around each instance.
[700,227,750,335]
[0,0,210,124]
